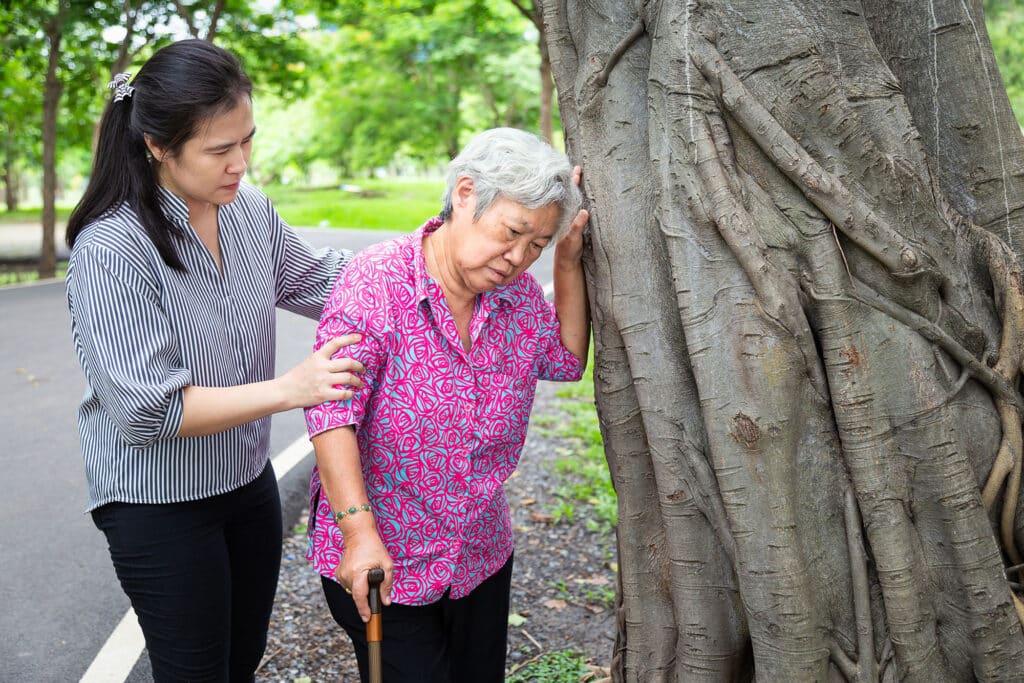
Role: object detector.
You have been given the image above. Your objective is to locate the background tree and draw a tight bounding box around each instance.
[507,0,554,141]
[542,0,1024,680]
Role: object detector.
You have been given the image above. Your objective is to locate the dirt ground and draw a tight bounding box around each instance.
[256,380,618,682]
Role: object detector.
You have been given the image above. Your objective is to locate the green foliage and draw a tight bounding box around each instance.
[506,649,589,683]
[297,0,540,176]
[545,350,617,532]
[264,177,445,229]
[986,0,1024,126]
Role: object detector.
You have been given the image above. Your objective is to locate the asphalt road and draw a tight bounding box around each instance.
[0,225,557,682]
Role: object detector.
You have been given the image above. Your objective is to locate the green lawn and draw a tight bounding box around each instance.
[0,207,72,223]
[0,178,445,231]
[264,178,445,230]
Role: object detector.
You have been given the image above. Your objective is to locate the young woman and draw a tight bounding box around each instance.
[65,39,362,681]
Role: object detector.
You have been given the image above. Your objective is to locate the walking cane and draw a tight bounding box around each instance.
[367,567,385,683]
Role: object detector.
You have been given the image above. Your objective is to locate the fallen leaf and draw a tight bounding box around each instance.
[530,511,554,523]
[507,612,527,627]
[543,598,568,610]
[520,498,536,506]
[574,575,610,586]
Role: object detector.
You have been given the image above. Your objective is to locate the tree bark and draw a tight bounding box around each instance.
[3,130,18,212]
[40,10,64,279]
[542,1,1024,680]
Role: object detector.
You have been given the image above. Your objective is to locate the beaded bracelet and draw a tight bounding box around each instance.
[334,504,372,524]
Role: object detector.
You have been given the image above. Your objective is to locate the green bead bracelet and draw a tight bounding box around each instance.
[334,504,372,524]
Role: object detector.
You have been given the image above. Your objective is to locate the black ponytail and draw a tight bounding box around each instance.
[66,40,253,271]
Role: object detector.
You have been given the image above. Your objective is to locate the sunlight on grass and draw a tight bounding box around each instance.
[545,348,617,532]
[265,178,445,230]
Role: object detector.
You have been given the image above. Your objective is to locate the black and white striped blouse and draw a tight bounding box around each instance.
[66,183,351,510]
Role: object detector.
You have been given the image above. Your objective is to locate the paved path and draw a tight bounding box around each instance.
[0,225,557,681]
[0,220,69,261]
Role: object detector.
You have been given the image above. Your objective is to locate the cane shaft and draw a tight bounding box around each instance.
[368,642,383,683]
[367,613,382,641]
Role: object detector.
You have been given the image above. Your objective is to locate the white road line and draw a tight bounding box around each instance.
[78,610,145,683]
[79,435,313,683]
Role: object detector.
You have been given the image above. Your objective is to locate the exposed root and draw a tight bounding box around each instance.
[596,18,645,87]
[688,34,940,284]
[978,229,1024,564]
[1013,593,1024,626]
[830,487,881,682]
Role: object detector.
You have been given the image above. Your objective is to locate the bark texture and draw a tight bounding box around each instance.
[540,1,1024,680]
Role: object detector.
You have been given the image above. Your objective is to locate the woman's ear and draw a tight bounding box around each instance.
[143,134,166,163]
[453,176,476,212]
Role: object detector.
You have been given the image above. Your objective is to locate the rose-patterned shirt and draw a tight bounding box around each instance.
[304,217,583,605]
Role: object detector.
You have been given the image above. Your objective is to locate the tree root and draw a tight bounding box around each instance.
[830,487,881,682]
[978,230,1024,565]
[688,34,939,284]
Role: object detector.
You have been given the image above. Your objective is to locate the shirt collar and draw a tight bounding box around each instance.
[413,217,515,310]
[156,186,191,226]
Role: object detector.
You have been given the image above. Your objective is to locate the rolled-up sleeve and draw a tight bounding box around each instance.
[67,245,191,447]
[304,256,389,438]
[532,299,584,382]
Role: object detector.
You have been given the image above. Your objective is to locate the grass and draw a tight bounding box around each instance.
[0,207,72,223]
[264,178,445,230]
[539,349,618,533]
[0,262,67,286]
[506,649,590,682]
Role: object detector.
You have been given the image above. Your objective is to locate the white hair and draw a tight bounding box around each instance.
[439,128,582,243]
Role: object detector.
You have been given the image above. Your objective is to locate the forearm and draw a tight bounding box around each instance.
[554,260,590,364]
[312,426,377,538]
[177,380,289,437]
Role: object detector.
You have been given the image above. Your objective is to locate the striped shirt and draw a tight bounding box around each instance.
[66,183,351,511]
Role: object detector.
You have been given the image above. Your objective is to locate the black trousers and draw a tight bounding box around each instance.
[322,553,514,683]
[91,463,283,683]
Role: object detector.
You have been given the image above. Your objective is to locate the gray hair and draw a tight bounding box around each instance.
[439,128,582,244]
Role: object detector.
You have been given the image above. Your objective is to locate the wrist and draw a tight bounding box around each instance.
[334,503,377,537]
[267,376,294,412]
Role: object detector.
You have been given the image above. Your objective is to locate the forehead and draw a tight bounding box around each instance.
[488,197,559,238]
[191,97,254,145]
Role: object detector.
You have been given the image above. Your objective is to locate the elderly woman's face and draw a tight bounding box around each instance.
[449,187,559,294]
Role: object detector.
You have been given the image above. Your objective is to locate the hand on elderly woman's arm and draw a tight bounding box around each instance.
[311,425,394,622]
[553,166,591,365]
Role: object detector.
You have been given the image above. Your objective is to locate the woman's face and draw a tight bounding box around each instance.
[148,97,254,214]
[447,178,560,294]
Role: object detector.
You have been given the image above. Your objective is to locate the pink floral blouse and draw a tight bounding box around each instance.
[304,218,583,605]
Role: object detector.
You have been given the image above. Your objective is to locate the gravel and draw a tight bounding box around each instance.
[255,380,617,682]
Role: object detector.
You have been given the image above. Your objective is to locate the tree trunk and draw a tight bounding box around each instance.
[539,30,553,142]
[40,12,63,279]
[3,131,18,212]
[541,1,1024,680]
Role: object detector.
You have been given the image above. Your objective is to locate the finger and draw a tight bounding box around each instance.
[382,566,394,607]
[328,358,367,376]
[572,165,583,186]
[571,208,590,233]
[319,334,363,358]
[324,388,355,402]
[328,372,364,390]
[352,572,371,623]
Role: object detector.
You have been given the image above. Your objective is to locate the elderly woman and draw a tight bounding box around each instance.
[304,127,589,682]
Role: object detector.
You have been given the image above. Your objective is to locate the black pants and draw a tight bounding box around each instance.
[91,464,283,683]
[322,553,514,683]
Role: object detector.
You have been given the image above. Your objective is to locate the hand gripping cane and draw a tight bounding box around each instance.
[367,567,385,683]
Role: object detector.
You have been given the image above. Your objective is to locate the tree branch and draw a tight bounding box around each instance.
[205,0,226,42]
